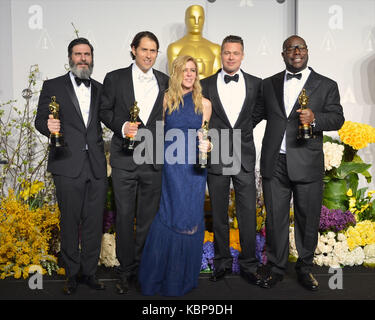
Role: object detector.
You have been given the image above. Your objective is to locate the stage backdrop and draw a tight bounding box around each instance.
[0,0,374,188]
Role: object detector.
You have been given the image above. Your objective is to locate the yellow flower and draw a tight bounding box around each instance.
[345,221,375,250]
[57,268,66,276]
[0,189,60,279]
[346,189,353,197]
[349,197,356,209]
[204,231,213,243]
[338,121,375,150]
[230,228,241,252]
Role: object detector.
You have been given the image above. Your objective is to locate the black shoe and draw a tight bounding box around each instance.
[63,276,78,295]
[259,270,283,289]
[81,275,105,290]
[297,272,319,291]
[115,278,129,294]
[209,269,231,282]
[240,269,263,286]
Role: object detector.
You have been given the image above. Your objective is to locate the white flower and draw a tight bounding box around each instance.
[99,233,120,267]
[314,255,324,266]
[289,227,299,258]
[337,233,347,242]
[344,247,365,266]
[327,231,336,239]
[327,238,336,247]
[323,141,344,171]
[329,256,340,268]
[364,244,375,259]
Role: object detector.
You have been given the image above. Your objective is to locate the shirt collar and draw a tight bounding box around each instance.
[285,66,310,78]
[132,63,154,80]
[220,69,242,81]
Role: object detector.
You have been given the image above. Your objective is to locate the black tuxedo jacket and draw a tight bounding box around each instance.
[99,64,169,171]
[254,67,345,182]
[35,73,107,179]
[201,69,263,175]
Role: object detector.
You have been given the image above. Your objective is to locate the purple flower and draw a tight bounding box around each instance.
[103,210,116,233]
[319,205,356,232]
[256,233,266,263]
[230,247,240,274]
[201,230,268,272]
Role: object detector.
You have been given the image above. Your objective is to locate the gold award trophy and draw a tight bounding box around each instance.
[125,101,140,150]
[297,89,313,139]
[198,120,210,168]
[49,96,64,147]
[167,5,221,79]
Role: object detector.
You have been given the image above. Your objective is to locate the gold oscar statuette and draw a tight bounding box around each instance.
[197,120,210,169]
[125,101,140,150]
[297,89,313,139]
[167,5,221,79]
[49,96,64,147]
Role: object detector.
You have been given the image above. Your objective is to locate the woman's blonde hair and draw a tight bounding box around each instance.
[165,55,203,115]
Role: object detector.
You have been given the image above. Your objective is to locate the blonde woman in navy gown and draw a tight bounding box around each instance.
[138,55,212,296]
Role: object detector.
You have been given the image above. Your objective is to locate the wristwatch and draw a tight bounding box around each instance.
[310,118,316,127]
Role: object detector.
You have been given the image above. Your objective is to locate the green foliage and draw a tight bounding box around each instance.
[0,65,55,202]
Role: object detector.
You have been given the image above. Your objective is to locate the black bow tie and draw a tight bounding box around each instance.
[224,74,239,84]
[75,77,91,87]
[286,73,302,80]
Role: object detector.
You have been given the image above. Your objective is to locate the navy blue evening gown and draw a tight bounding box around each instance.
[138,91,206,296]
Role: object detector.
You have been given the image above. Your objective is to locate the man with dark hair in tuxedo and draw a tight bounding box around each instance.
[201,35,263,285]
[100,31,169,294]
[35,37,108,295]
[254,35,345,291]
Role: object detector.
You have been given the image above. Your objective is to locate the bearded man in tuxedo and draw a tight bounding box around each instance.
[35,37,108,295]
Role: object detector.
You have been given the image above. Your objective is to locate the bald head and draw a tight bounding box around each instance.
[281,35,309,73]
[282,35,307,51]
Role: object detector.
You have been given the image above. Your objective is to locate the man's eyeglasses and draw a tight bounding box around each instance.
[283,45,308,54]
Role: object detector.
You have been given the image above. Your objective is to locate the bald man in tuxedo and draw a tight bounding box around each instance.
[254,35,345,291]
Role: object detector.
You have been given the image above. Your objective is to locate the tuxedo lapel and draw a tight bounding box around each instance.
[301,68,322,98]
[122,66,136,112]
[233,70,253,128]
[146,70,165,126]
[64,73,85,126]
[288,68,322,119]
[271,71,287,118]
[86,83,97,129]
[209,72,232,128]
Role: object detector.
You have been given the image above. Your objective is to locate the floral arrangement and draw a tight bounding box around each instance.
[319,205,356,232]
[201,228,267,273]
[345,220,375,251]
[0,186,63,279]
[201,230,243,274]
[322,121,374,212]
[289,227,375,268]
[0,65,54,201]
[338,121,375,151]
[323,141,344,171]
[288,121,375,268]
[98,233,119,267]
[347,188,375,222]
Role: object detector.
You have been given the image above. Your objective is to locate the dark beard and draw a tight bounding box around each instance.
[69,58,94,79]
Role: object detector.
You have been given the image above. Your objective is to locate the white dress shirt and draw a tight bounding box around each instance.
[121,63,159,137]
[217,69,246,128]
[280,67,311,154]
[69,71,91,127]
[131,63,159,124]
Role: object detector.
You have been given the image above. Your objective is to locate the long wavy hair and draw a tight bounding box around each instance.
[165,55,203,115]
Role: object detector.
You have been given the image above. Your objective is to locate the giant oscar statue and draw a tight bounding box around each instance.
[167,4,221,79]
